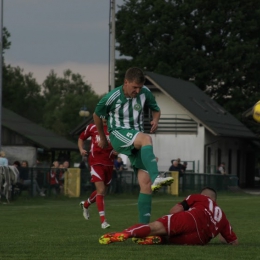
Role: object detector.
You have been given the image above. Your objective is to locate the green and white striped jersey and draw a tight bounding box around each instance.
[95,85,160,133]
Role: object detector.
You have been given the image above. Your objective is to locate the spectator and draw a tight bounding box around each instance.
[217,162,226,175]
[177,158,182,168]
[79,156,89,190]
[169,160,181,173]
[111,156,124,194]
[19,160,45,196]
[33,159,45,191]
[114,156,124,172]
[63,161,70,169]
[58,163,65,193]
[181,161,188,173]
[13,160,21,171]
[0,151,8,166]
[110,165,118,194]
[12,161,22,198]
[79,156,88,170]
[48,161,60,194]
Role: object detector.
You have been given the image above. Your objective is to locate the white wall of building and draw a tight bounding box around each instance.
[151,126,205,172]
[3,146,37,166]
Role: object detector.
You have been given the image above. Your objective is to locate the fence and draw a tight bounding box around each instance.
[180,172,238,192]
[5,167,239,198]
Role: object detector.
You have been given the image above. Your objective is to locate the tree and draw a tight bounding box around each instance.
[115,0,260,116]
[3,65,45,124]
[2,27,45,123]
[3,27,11,53]
[41,69,100,139]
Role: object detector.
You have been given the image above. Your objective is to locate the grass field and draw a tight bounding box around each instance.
[1,191,260,260]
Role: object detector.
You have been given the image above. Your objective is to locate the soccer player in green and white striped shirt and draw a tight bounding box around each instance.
[93,67,173,224]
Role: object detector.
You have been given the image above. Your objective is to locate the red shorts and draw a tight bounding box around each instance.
[90,164,113,185]
[157,211,209,245]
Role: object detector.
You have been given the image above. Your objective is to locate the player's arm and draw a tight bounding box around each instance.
[169,203,185,214]
[169,195,193,214]
[219,219,238,245]
[144,87,161,133]
[219,233,238,245]
[78,138,88,156]
[78,127,90,156]
[93,113,108,148]
[150,110,161,133]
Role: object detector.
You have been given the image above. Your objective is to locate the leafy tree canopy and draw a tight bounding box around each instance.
[3,27,101,140]
[41,69,100,139]
[115,0,260,116]
[3,64,45,124]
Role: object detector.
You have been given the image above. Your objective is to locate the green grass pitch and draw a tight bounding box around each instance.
[0,191,260,260]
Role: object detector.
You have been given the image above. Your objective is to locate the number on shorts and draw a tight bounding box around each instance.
[126,132,133,139]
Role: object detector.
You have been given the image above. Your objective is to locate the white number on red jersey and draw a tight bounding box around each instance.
[208,198,222,223]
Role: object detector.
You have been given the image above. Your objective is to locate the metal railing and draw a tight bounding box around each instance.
[8,167,239,198]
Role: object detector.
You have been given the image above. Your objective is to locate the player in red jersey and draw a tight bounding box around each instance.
[78,119,116,229]
[99,187,238,245]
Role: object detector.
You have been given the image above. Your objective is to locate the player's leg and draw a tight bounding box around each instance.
[110,129,173,191]
[157,212,206,245]
[137,169,152,224]
[99,221,166,245]
[79,165,99,220]
[79,190,97,220]
[134,132,174,191]
[99,224,149,244]
[131,221,167,245]
[95,180,110,228]
[94,164,113,228]
[133,133,159,183]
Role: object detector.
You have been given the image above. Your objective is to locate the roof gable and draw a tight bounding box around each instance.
[2,107,78,150]
[145,71,256,138]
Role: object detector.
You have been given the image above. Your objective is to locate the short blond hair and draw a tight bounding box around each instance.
[0,151,6,157]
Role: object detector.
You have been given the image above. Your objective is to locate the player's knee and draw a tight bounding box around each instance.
[149,221,166,235]
[139,181,152,193]
[141,134,153,146]
[96,187,106,195]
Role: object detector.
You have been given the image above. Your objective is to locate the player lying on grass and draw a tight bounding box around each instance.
[99,187,238,245]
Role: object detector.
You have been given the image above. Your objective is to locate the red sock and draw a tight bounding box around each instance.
[96,194,105,223]
[84,190,97,208]
[124,224,151,237]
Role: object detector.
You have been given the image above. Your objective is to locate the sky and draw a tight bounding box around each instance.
[4,0,125,95]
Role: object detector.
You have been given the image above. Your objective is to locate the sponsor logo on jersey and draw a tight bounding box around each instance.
[134,103,142,111]
[116,99,122,104]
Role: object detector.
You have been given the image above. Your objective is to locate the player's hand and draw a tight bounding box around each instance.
[169,204,184,214]
[150,120,158,133]
[219,234,227,244]
[98,138,109,149]
[112,150,119,155]
[80,149,88,156]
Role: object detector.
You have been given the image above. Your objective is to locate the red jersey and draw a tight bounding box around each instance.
[180,194,237,243]
[79,124,114,166]
[48,170,59,185]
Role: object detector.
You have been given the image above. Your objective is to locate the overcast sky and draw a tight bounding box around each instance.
[4,0,124,95]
